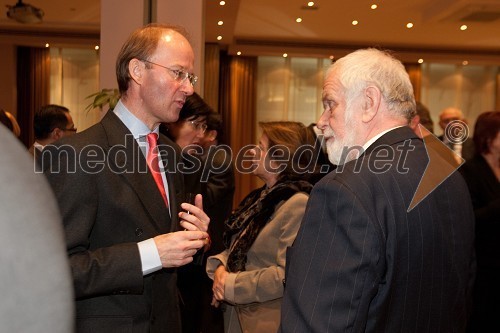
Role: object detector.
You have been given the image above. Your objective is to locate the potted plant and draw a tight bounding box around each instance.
[85,88,120,112]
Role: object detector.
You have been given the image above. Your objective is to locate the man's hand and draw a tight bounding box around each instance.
[153,230,208,268]
[179,193,210,233]
[213,264,229,301]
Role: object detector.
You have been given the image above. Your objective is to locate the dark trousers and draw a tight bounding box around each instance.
[178,263,224,333]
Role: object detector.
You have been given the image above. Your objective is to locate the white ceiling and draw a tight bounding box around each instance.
[1,0,499,64]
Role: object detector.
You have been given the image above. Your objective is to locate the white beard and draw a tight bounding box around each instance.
[324,108,363,166]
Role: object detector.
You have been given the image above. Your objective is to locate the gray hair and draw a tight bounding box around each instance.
[326,48,416,121]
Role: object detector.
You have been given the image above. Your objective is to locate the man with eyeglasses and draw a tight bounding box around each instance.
[29,104,76,171]
[42,24,209,333]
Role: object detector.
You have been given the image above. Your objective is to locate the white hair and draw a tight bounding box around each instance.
[326,48,416,121]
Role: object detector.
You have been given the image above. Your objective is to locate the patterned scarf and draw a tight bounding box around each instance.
[224,179,312,272]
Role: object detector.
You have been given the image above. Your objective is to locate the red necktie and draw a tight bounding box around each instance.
[146,133,169,207]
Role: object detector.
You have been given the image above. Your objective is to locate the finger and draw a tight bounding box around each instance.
[179,220,198,231]
[179,204,209,225]
[194,193,203,210]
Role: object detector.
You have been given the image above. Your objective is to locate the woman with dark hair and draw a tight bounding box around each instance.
[460,111,500,332]
[206,121,315,333]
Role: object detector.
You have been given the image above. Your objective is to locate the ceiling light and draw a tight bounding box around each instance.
[296,17,302,23]
[462,60,468,65]
[237,51,242,56]
[329,55,334,60]
[371,4,378,10]
[217,35,222,40]
[6,0,44,24]
[406,23,413,29]
[283,53,288,58]
[460,25,468,31]
[307,2,314,6]
[218,20,224,26]
[418,59,424,64]
[45,43,49,48]
[219,1,225,5]
[94,45,99,50]
[352,20,359,26]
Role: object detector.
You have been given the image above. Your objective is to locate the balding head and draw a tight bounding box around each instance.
[439,107,464,130]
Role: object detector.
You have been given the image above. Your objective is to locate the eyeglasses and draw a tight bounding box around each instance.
[188,120,207,133]
[141,59,198,87]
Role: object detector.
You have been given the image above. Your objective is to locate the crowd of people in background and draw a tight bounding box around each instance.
[0,23,499,333]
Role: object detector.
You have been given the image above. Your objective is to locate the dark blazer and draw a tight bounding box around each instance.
[201,145,235,256]
[460,154,500,332]
[43,110,185,333]
[177,146,234,333]
[280,126,475,332]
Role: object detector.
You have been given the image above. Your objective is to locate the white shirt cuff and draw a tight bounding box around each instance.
[137,238,162,275]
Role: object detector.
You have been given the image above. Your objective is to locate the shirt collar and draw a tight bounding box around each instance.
[362,126,405,151]
[113,100,159,139]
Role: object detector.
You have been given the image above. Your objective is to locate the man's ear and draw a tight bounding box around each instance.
[129,58,144,85]
[409,115,420,131]
[51,128,64,140]
[362,86,381,123]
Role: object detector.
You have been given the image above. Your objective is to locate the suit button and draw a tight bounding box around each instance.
[135,228,143,236]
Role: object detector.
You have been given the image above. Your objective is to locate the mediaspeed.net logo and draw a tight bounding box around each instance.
[408,120,468,211]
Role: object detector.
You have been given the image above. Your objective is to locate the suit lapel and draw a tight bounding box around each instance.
[100,111,171,231]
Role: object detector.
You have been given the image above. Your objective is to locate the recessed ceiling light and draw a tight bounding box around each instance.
[406,22,414,28]
[296,17,302,23]
[371,4,377,10]
[418,58,424,64]
[237,51,242,56]
[462,60,469,65]
[329,55,334,60]
[308,2,315,6]
[460,25,468,31]
[283,53,288,58]
[352,20,359,26]
[45,43,49,48]
[218,21,224,26]
[217,35,222,40]
[94,45,99,50]
[219,1,225,5]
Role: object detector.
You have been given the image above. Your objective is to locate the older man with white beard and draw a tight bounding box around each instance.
[279,48,475,333]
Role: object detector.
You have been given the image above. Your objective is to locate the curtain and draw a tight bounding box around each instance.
[17,47,50,148]
[219,51,258,207]
[204,43,220,111]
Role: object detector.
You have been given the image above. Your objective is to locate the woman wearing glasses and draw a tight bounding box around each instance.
[206,121,316,333]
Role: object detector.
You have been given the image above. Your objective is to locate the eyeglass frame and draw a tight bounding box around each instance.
[187,120,208,133]
[140,59,198,87]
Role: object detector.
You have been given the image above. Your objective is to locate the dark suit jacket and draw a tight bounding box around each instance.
[280,126,475,332]
[460,155,500,267]
[201,145,235,256]
[43,111,185,333]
